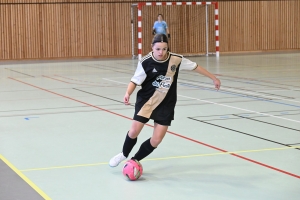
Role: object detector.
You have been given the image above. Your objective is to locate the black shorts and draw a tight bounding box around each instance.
[133,114,172,126]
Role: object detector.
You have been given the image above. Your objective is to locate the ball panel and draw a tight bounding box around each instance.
[122,159,143,181]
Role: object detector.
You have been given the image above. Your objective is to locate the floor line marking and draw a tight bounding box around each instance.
[145,146,300,161]
[215,73,300,89]
[180,82,300,108]
[189,117,300,150]
[104,78,300,122]
[21,162,108,172]
[8,77,133,120]
[19,146,300,173]
[0,154,51,200]
[42,75,70,84]
[178,94,300,123]
[5,68,35,77]
[102,78,128,85]
[186,81,300,104]
[43,75,99,86]
[9,77,300,179]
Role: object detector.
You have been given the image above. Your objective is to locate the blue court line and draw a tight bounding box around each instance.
[220,115,230,119]
[179,83,300,109]
[24,117,39,120]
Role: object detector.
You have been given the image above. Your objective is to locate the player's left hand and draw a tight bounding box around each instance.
[213,78,221,90]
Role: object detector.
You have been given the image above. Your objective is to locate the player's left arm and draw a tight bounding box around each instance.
[194,66,221,90]
[180,57,220,90]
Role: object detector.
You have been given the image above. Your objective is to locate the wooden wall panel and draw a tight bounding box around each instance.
[219,0,300,52]
[0,0,299,60]
[0,0,219,3]
[0,2,132,59]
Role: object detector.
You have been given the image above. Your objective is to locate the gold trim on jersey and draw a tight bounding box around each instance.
[150,52,171,63]
[169,52,183,58]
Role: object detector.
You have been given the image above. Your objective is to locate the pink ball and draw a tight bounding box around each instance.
[122,159,143,181]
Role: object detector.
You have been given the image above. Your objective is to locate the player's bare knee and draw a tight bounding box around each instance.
[128,130,139,138]
[150,137,163,147]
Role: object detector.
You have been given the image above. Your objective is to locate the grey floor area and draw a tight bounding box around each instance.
[0,52,299,200]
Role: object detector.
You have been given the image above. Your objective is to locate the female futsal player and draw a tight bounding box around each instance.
[109,34,221,167]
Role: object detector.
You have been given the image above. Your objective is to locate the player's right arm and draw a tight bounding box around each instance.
[125,61,146,105]
[124,82,137,105]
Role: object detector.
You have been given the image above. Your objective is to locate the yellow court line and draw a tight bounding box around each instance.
[145,145,300,161]
[0,154,51,200]
[19,145,300,172]
[21,162,108,172]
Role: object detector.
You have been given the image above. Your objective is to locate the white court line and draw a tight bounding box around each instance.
[259,89,300,92]
[178,94,300,123]
[212,87,300,104]
[103,78,300,123]
[102,78,128,85]
[218,88,300,103]
[180,80,300,104]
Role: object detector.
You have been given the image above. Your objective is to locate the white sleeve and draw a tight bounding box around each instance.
[131,61,147,85]
[179,57,198,71]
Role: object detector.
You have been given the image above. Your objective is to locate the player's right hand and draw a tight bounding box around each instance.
[124,94,130,105]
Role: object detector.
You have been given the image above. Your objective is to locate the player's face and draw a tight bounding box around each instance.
[152,42,168,60]
[158,15,163,21]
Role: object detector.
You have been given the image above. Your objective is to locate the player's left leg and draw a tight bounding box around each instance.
[132,121,169,161]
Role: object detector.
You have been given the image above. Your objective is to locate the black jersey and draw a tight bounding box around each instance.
[131,52,197,121]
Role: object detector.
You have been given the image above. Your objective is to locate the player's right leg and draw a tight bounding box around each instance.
[109,120,145,167]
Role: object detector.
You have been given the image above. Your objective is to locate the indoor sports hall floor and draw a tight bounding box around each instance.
[0,52,299,200]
